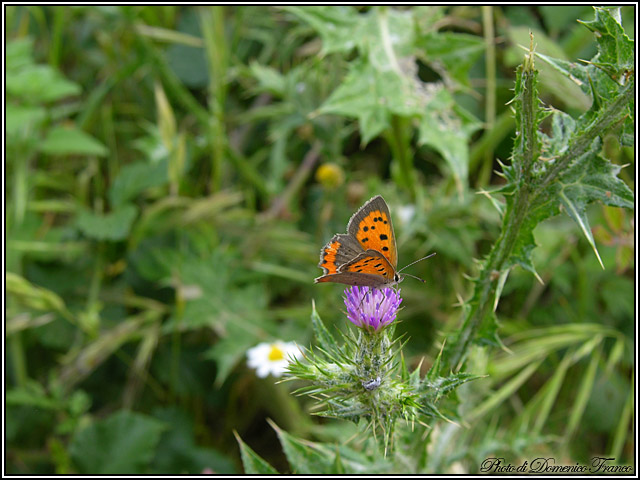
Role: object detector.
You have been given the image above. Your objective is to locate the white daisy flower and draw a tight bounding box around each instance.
[246,341,302,378]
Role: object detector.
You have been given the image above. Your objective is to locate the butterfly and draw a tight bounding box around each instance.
[315,195,433,288]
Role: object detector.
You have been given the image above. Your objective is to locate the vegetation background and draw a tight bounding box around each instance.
[5,5,635,474]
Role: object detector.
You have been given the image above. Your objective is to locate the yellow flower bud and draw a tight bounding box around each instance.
[316,162,345,190]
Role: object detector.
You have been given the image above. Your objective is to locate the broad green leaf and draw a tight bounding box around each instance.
[234,431,279,474]
[249,62,288,97]
[288,7,415,70]
[416,32,485,87]
[166,8,208,88]
[108,159,169,207]
[284,6,361,55]
[418,88,481,190]
[353,7,415,71]
[39,126,108,157]
[69,411,165,474]
[75,204,138,241]
[6,104,46,136]
[318,60,423,144]
[6,37,36,72]
[7,64,81,103]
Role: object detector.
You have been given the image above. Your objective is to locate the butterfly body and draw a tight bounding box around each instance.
[315,195,404,288]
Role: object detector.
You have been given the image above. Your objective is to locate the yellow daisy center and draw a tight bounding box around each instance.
[268,344,285,361]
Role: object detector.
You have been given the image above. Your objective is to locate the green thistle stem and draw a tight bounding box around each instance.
[448,50,634,371]
[355,330,392,390]
[448,58,539,371]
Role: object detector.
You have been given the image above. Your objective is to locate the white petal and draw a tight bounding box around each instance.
[270,360,288,377]
[247,343,270,362]
[282,342,303,360]
[255,364,271,378]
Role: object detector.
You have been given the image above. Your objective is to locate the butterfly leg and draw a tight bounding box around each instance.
[357,286,373,310]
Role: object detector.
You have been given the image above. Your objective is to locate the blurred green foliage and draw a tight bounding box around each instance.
[5,5,634,474]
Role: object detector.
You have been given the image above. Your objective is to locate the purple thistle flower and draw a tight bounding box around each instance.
[344,286,402,332]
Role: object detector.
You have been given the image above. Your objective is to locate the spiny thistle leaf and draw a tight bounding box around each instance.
[310,301,339,355]
[449,8,634,368]
[422,372,484,400]
[234,431,279,474]
[578,7,634,83]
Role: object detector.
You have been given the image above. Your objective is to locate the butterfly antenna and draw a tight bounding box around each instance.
[398,253,436,273]
[404,273,426,283]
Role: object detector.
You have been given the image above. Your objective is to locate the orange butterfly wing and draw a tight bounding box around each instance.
[315,195,399,287]
[315,250,395,287]
[346,195,397,269]
[317,233,364,275]
[339,250,396,282]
